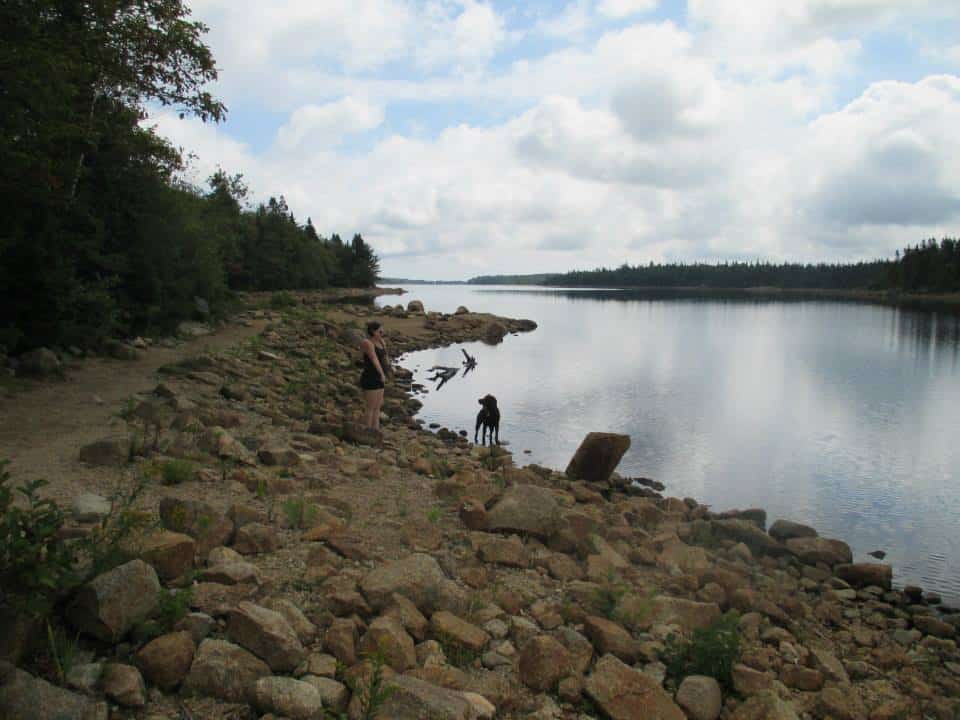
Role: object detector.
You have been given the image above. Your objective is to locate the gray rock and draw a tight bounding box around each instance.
[585,654,686,720]
[78,438,129,467]
[768,519,817,542]
[65,662,103,695]
[71,494,111,523]
[676,675,722,720]
[486,484,561,540]
[135,631,195,689]
[99,664,145,707]
[0,665,108,720]
[183,639,270,703]
[252,677,325,720]
[303,675,349,711]
[835,563,892,589]
[375,674,476,719]
[17,348,60,376]
[68,559,160,642]
[784,536,852,566]
[227,601,306,672]
[361,553,464,614]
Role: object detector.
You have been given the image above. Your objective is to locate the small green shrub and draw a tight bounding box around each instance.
[282,495,318,529]
[664,611,741,690]
[328,647,395,720]
[426,505,442,524]
[160,459,195,485]
[134,587,194,642]
[46,621,81,686]
[271,291,297,309]
[0,463,77,617]
[591,571,629,619]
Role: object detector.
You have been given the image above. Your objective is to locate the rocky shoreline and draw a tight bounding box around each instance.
[1,290,958,720]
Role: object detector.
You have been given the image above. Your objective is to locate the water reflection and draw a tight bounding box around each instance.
[382,287,960,602]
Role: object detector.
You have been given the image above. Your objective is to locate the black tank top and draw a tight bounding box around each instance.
[362,343,387,377]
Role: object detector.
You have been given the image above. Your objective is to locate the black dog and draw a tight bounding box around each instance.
[475,394,500,446]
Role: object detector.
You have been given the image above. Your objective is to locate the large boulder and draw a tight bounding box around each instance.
[122,529,195,581]
[710,519,788,557]
[0,665,108,720]
[17,348,61,376]
[517,635,572,691]
[729,690,800,720]
[374,674,477,720]
[359,616,416,671]
[834,563,892,589]
[485,484,561,540]
[252,677,325,720]
[134,631,195,690]
[78,438,128,467]
[768,519,817,542]
[407,300,425,313]
[430,611,490,653]
[584,654,686,720]
[676,675,723,720]
[68,560,160,642]
[226,601,306,672]
[360,553,465,614]
[565,432,631,483]
[784,536,852,566]
[183,639,270,703]
[583,616,639,663]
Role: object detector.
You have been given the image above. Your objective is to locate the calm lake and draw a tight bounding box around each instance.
[376,285,960,604]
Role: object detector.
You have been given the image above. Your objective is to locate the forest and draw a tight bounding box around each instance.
[0,1,379,355]
[470,239,959,293]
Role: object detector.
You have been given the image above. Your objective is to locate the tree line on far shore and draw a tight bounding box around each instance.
[470,238,960,293]
[0,1,379,355]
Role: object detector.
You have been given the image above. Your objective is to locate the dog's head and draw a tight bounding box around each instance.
[478,394,498,411]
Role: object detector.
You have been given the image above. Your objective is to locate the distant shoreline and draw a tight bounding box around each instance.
[383,282,960,312]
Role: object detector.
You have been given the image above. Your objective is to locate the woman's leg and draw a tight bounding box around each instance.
[364,389,379,428]
[371,389,385,429]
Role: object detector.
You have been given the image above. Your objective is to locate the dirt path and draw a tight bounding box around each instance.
[0,318,269,491]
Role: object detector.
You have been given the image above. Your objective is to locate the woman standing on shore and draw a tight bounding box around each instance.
[359,321,389,429]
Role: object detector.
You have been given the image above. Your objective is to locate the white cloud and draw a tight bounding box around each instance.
[416,0,506,70]
[162,2,960,277]
[801,76,960,231]
[596,0,658,19]
[275,97,384,152]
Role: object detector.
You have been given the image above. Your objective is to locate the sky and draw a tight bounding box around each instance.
[151,0,960,280]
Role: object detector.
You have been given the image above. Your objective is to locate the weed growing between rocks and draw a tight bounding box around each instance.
[45,621,81,686]
[160,458,195,485]
[592,571,629,619]
[282,494,319,529]
[133,586,194,642]
[664,611,741,690]
[0,460,76,617]
[0,460,150,619]
[331,647,396,720]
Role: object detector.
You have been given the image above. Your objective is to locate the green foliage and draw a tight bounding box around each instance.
[0,3,380,354]
[664,611,741,690]
[434,632,480,669]
[0,463,77,617]
[328,647,396,720]
[282,495,318,530]
[160,459,195,486]
[426,506,442,524]
[591,571,629,620]
[46,621,81,687]
[134,586,194,642]
[0,461,152,618]
[271,290,297,309]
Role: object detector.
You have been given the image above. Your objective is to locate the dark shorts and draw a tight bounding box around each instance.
[359,372,384,391]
